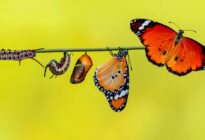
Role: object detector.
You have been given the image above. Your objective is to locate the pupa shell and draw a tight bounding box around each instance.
[70,54,93,84]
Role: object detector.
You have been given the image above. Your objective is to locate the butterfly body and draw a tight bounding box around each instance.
[174,30,184,46]
[130,19,205,76]
[93,50,129,112]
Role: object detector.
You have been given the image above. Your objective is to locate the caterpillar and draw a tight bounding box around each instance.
[44,52,71,79]
[70,53,93,84]
[0,48,44,67]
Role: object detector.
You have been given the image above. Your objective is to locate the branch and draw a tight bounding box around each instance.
[35,46,145,53]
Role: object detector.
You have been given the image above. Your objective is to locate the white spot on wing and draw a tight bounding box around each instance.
[114,94,119,100]
[139,20,151,30]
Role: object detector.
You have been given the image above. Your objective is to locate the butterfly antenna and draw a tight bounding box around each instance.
[128,51,133,71]
[183,30,197,33]
[168,21,181,30]
[107,47,114,56]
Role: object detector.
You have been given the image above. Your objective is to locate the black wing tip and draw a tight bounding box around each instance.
[130,19,156,44]
[130,18,152,23]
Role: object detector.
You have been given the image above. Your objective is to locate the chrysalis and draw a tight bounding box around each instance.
[70,53,93,84]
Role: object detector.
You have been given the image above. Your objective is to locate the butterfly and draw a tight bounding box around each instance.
[93,50,129,112]
[130,19,205,76]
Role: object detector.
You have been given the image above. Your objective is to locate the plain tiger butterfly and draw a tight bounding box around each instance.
[130,19,205,76]
[93,50,129,112]
[70,53,93,84]
[44,52,71,79]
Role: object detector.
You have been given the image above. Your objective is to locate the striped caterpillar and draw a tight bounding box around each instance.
[44,52,71,79]
[0,48,44,67]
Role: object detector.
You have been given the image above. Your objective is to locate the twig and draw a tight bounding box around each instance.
[35,46,145,53]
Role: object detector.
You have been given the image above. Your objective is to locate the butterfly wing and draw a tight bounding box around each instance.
[166,37,205,75]
[130,19,177,66]
[94,57,129,112]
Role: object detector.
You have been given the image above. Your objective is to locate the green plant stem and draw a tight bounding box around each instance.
[35,46,145,53]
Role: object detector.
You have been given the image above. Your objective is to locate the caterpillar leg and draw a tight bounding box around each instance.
[19,60,21,66]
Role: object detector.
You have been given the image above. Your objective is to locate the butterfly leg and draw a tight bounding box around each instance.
[107,47,114,56]
[118,47,124,52]
[127,51,133,71]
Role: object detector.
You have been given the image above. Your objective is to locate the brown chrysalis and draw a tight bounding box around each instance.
[70,54,93,84]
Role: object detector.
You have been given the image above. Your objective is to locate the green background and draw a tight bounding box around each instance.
[0,0,204,140]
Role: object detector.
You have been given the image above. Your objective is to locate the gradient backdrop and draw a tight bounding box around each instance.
[0,0,205,140]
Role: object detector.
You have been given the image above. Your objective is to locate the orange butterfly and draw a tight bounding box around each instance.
[93,50,129,112]
[130,19,205,76]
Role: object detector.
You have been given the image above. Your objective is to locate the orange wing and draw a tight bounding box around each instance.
[130,19,205,76]
[93,54,129,112]
[95,57,127,92]
[130,19,177,66]
[166,37,205,75]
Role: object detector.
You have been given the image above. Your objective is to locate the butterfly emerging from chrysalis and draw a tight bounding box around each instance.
[70,53,93,84]
[130,19,205,76]
[44,52,71,79]
[93,49,129,112]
